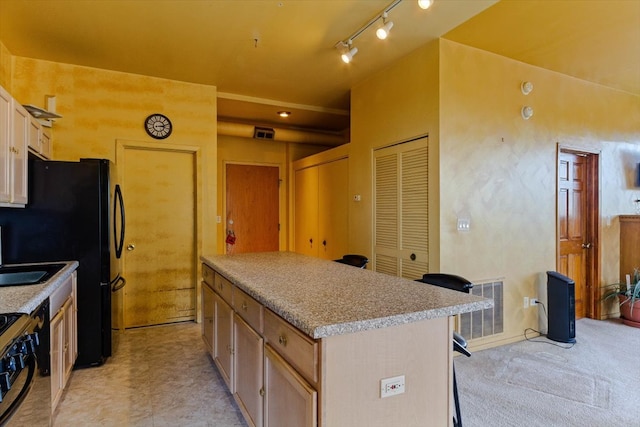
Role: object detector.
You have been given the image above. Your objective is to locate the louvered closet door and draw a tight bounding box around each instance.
[374,138,429,280]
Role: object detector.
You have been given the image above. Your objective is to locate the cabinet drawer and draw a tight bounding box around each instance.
[234,287,263,334]
[202,264,215,287]
[264,309,318,385]
[214,272,234,305]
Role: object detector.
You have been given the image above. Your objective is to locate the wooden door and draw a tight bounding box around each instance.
[294,167,319,257]
[226,164,279,254]
[557,149,599,319]
[317,159,349,260]
[122,146,197,328]
[373,138,429,279]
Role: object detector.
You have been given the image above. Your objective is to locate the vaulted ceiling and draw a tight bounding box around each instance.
[1,0,638,133]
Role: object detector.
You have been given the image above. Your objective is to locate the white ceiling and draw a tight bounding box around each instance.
[1,0,637,134]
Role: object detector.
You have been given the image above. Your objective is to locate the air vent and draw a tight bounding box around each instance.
[253,127,275,140]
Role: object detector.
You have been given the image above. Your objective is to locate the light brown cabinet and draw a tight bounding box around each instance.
[264,344,317,427]
[50,271,78,411]
[214,292,234,391]
[234,314,264,427]
[201,279,215,356]
[620,215,640,281]
[201,265,317,427]
[28,114,52,159]
[0,85,28,207]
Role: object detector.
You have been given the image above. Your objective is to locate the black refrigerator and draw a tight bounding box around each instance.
[0,158,125,367]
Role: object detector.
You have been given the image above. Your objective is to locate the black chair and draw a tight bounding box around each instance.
[334,254,369,269]
[417,273,473,427]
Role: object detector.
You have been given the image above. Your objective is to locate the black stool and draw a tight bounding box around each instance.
[417,273,473,427]
[334,254,369,269]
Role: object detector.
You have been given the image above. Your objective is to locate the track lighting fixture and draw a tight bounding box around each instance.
[341,41,358,64]
[336,0,434,63]
[376,13,394,40]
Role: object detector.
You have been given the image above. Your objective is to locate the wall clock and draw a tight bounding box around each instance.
[144,113,172,139]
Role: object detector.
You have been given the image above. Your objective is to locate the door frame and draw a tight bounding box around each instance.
[222,161,283,253]
[115,139,202,329]
[556,144,601,319]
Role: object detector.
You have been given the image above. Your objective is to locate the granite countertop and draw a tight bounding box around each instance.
[202,252,493,339]
[0,261,79,314]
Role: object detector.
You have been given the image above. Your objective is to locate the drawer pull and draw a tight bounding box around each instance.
[241,301,248,311]
[259,387,265,397]
[278,334,287,347]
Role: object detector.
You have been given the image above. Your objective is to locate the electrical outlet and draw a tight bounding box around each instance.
[530,298,538,307]
[380,375,405,398]
[523,296,529,309]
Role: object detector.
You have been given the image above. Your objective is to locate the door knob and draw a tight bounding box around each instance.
[581,243,592,249]
[127,244,136,251]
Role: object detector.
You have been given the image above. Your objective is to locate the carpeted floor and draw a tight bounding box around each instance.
[454,318,640,427]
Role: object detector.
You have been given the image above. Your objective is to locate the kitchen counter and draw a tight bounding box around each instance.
[201,251,492,339]
[0,261,79,314]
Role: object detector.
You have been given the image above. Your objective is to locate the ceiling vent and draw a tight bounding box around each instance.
[253,126,275,140]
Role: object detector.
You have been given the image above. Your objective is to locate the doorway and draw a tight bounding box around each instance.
[225,163,280,254]
[117,141,199,328]
[556,147,600,319]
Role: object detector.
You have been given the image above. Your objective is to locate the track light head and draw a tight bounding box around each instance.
[341,46,358,64]
[376,21,394,40]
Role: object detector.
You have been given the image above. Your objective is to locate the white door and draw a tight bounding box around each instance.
[373,138,429,279]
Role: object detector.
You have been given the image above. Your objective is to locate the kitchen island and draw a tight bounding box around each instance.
[201,252,492,427]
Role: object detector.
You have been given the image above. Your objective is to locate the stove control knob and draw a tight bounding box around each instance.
[12,354,25,370]
[3,356,16,372]
[0,372,10,393]
[21,334,38,355]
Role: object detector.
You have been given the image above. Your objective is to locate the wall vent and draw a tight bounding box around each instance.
[457,279,504,340]
[253,126,275,140]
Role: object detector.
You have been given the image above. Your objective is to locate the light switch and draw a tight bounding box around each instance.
[457,218,470,232]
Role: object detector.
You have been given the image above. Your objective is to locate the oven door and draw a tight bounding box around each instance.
[0,305,51,427]
[0,353,51,427]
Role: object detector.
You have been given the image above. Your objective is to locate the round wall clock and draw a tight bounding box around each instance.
[144,113,172,139]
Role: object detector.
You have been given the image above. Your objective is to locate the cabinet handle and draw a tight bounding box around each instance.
[309,238,313,246]
[278,335,287,347]
[227,345,234,355]
[259,387,265,397]
[410,253,416,261]
[322,240,327,247]
[241,302,248,311]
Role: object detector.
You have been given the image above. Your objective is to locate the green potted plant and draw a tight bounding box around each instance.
[602,267,640,328]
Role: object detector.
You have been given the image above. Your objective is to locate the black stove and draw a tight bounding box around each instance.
[0,314,24,336]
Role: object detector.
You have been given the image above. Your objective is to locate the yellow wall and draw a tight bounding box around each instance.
[349,37,640,349]
[7,55,218,261]
[0,41,11,89]
[350,40,441,269]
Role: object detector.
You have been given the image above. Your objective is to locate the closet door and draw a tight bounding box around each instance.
[374,138,429,279]
[294,167,319,257]
[317,158,348,260]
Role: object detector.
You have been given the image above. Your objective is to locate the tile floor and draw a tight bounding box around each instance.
[53,322,247,427]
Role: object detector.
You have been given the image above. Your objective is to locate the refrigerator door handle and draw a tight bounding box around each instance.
[114,184,125,259]
[110,274,126,292]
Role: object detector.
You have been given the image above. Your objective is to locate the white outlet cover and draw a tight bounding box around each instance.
[381,375,405,398]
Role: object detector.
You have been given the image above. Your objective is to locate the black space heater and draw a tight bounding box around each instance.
[546,271,576,343]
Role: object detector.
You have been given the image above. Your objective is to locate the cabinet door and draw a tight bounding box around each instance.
[10,100,28,204]
[317,158,349,260]
[234,314,264,427]
[294,167,319,257]
[0,86,11,203]
[50,310,64,410]
[202,281,215,356]
[28,115,42,154]
[264,344,317,427]
[62,297,74,384]
[214,292,234,392]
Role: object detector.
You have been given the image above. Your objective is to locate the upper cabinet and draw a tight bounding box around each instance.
[28,114,52,159]
[0,85,28,207]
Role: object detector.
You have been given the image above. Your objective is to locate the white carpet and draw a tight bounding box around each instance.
[454,318,640,427]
